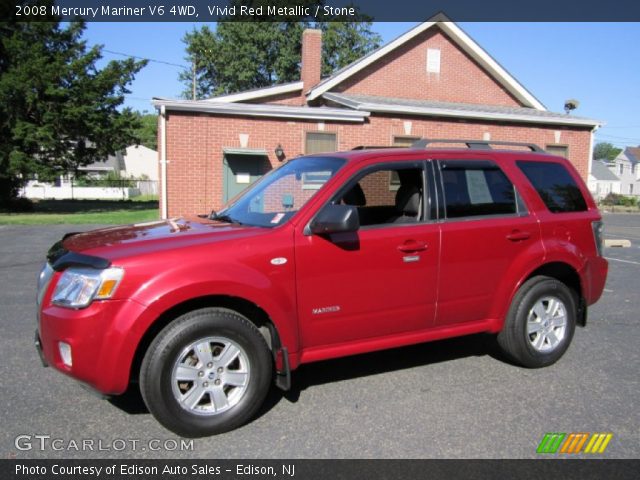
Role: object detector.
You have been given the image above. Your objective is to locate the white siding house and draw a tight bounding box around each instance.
[611,147,640,196]
[588,160,621,200]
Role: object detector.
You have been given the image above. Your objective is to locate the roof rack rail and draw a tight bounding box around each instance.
[351,145,403,150]
[410,139,544,153]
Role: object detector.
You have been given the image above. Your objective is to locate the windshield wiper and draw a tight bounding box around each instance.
[211,213,243,225]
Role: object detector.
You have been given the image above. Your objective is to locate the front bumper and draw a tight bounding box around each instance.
[37,298,149,395]
[34,330,48,367]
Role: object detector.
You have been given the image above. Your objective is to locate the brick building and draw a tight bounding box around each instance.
[153,16,600,218]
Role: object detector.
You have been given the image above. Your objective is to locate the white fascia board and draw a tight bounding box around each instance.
[151,99,369,122]
[323,94,600,127]
[369,103,599,127]
[204,82,303,103]
[306,21,437,101]
[438,22,546,111]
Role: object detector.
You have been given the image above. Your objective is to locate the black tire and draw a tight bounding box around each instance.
[140,308,272,437]
[497,275,577,368]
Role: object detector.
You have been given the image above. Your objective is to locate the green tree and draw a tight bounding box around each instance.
[0,6,146,206]
[132,112,158,151]
[593,142,622,161]
[181,2,381,98]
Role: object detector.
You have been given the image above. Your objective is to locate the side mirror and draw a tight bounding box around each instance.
[310,204,359,235]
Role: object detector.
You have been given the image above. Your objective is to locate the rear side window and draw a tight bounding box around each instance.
[440,160,519,219]
[517,161,587,213]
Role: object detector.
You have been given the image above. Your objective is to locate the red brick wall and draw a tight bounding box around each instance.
[335,28,521,107]
[162,111,592,217]
[301,29,322,104]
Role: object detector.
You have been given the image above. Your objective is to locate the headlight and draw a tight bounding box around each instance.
[52,267,124,309]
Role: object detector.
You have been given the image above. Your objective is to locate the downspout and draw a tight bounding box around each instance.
[588,125,599,177]
[160,105,168,219]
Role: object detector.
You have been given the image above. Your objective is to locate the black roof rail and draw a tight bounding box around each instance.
[352,145,403,150]
[410,139,544,153]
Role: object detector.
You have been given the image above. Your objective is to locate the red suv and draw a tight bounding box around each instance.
[35,140,608,437]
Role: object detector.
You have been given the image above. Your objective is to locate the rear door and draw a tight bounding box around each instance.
[294,160,440,348]
[434,158,543,326]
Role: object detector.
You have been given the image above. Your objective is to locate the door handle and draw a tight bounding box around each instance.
[506,230,531,242]
[398,240,428,253]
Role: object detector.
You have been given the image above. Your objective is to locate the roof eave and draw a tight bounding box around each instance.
[323,93,600,127]
[151,98,369,123]
[204,81,303,103]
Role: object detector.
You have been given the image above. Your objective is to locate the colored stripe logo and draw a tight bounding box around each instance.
[537,433,613,454]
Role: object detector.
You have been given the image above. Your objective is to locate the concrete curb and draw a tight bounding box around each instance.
[604,239,632,248]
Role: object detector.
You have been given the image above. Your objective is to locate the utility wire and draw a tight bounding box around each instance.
[101,48,188,69]
[597,133,640,142]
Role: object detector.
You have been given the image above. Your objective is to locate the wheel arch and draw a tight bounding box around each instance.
[129,295,284,385]
[518,262,586,327]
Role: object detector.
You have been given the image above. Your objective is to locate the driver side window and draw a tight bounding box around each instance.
[336,166,425,227]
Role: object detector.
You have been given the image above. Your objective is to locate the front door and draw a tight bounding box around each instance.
[295,163,440,349]
[223,154,267,204]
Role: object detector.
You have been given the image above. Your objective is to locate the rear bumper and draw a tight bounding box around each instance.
[584,256,609,305]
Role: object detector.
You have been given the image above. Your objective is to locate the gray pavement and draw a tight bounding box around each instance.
[1,216,638,459]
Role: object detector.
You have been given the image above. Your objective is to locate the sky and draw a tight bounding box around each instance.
[83,22,640,150]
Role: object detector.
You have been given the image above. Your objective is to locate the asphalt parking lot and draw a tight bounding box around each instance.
[1,215,638,459]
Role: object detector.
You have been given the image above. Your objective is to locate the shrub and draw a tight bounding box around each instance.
[8,197,35,212]
[601,193,638,207]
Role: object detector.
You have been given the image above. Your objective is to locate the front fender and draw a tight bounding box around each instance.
[129,260,299,355]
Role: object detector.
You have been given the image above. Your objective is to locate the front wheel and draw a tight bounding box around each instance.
[140,308,272,437]
[497,276,577,368]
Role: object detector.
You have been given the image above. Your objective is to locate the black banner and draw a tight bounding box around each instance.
[2,459,640,480]
[8,0,640,22]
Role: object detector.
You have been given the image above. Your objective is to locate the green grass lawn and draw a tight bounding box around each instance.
[0,198,160,225]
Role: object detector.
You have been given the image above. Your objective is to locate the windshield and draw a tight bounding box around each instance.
[216,156,345,227]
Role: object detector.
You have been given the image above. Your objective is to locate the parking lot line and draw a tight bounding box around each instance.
[605,257,640,266]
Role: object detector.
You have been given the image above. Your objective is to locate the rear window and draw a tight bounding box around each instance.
[516,161,587,213]
[441,160,519,219]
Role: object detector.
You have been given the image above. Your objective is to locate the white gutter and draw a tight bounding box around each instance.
[160,105,168,220]
[151,98,369,123]
[323,93,601,128]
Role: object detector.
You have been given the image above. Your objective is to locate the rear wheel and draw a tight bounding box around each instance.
[498,276,577,368]
[140,308,272,437]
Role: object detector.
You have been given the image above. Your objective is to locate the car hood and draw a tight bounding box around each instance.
[59,216,265,261]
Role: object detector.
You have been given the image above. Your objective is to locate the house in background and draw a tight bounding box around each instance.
[120,144,159,181]
[22,144,158,199]
[152,15,602,218]
[588,159,621,200]
[77,145,158,181]
[611,147,640,196]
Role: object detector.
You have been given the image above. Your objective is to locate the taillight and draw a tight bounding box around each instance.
[592,220,604,256]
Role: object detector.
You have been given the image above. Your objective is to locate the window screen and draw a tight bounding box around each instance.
[305,132,337,155]
[545,145,569,158]
[393,136,421,148]
[441,161,517,218]
[517,161,587,213]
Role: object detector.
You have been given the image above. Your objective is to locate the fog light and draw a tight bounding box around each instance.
[58,342,72,367]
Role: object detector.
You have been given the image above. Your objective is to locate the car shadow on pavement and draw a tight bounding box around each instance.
[279,333,502,404]
[106,333,506,422]
[107,383,148,414]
